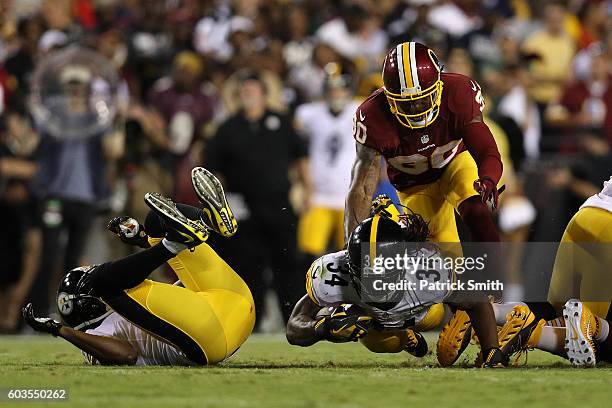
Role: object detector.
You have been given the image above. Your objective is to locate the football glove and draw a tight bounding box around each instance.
[473,177,505,210]
[22,303,62,337]
[370,194,401,221]
[107,216,150,248]
[481,347,508,368]
[315,304,373,343]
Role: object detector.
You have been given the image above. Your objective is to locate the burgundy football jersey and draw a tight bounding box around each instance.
[353,73,485,190]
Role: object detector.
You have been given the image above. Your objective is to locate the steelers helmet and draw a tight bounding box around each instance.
[347,213,430,305]
[382,42,443,129]
[56,266,110,331]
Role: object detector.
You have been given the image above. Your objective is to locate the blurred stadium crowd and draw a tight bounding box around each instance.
[0,0,610,333]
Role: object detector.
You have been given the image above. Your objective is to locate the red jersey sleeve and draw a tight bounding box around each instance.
[446,74,486,128]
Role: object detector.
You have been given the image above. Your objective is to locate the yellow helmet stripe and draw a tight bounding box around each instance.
[408,42,420,89]
[369,215,380,263]
[402,43,414,89]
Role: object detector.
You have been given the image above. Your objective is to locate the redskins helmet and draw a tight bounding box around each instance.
[56,265,110,330]
[382,42,443,129]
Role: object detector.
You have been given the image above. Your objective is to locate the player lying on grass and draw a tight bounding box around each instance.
[286,197,506,367]
[442,176,612,367]
[22,168,255,366]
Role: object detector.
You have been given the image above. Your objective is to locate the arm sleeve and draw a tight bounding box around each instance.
[462,120,503,184]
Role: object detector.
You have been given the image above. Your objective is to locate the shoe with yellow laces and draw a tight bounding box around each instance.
[437,310,472,366]
[563,299,598,367]
[405,329,428,358]
[497,305,546,365]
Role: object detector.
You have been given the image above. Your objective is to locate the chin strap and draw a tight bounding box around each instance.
[73,310,113,331]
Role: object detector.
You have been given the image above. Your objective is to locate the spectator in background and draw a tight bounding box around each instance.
[28,63,124,314]
[576,0,607,50]
[147,51,216,205]
[282,4,314,75]
[3,16,45,107]
[205,70,310,327]
[487,61,541,159]
[385,0,450,58]
[316,3,387,71]
[0,109,40,332]
[547,49,611,147]
[522,1,575,116]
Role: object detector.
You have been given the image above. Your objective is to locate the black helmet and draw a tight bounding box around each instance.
[347,213,429,306]
[56,266,110,331]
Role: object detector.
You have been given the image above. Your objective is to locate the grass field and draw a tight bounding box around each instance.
[1,334,612,408]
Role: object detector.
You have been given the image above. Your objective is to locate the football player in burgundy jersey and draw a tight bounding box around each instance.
[345,41,502,245]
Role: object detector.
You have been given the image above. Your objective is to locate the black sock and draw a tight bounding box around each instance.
[91,243,175,296]
[525,302,558,321]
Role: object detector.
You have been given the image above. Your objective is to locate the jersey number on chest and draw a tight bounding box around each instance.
[387,139,461,175]
[323,262,350,287]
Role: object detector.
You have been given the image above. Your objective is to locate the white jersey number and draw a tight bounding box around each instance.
[353,115,368,144]
[387,139,461,175]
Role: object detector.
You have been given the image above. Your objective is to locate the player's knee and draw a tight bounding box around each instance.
[360,333,404,353]
[458,196,489,221]
[458,196,499,241]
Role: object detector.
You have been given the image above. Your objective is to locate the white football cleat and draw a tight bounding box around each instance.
[563,299,597,367]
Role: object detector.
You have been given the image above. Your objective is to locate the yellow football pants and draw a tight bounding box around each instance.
[121,238,255,364]
[360,303,445,353]
[548,207,612,318]
[298,207,345,255]
[397,151,480,243]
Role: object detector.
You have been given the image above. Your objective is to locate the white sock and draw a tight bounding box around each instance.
[536,326,565,354]
[595,317,609,343]
[162,238,187,255]
[492,302,527,325]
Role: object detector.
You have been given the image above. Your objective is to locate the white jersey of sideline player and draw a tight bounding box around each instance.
[295,101,359,209]
[581,175,612,213]
[83,312,195,366]
[306,250,453,329]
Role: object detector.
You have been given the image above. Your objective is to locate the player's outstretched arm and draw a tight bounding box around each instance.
[59,327,138,366]
[22,303,137,365]
[286,295,324,347]
[344,142,381,241]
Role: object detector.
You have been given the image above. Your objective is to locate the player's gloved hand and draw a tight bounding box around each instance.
[370,194,401,221]
[481,347,508,368]
[22,303,62,337]
[315,304,373,343]
[107,216,150,248]
[473,177,500,210]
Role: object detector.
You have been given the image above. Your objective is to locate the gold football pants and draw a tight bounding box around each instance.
[548,207,612,318]
[108,238,255,365]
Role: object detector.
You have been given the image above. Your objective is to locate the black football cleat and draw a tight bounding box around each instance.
[405,329,428,358]
[144,192,208,248]
[191,167,238,237]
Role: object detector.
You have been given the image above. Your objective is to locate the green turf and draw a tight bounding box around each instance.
[1,334,611,408]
